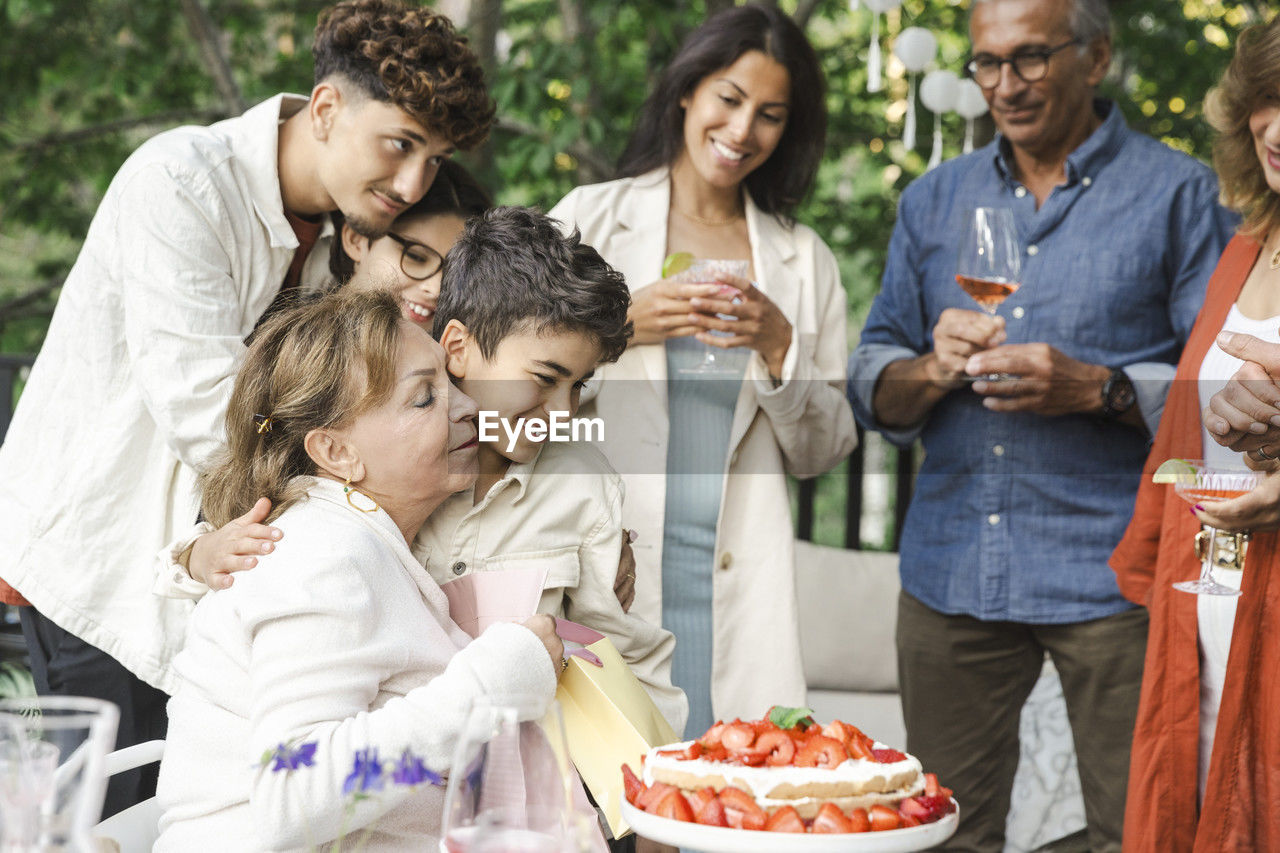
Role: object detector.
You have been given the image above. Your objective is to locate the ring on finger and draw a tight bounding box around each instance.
[1253,445,1277,461]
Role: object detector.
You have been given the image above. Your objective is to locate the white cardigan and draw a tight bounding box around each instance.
[0,95,334,692]
[548,169,857,720]
[155,478,557,852]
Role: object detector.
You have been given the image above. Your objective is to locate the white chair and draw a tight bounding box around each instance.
[92,740,165,852]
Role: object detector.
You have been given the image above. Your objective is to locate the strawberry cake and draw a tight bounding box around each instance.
[622,707,955,834]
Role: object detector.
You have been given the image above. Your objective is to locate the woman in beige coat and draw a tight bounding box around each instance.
[549,3,855,737]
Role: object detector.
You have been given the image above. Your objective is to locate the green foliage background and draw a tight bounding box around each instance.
[0,0,1273,545]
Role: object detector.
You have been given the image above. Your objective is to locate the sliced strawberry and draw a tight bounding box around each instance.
[869,804,901,831]
[764,805,805,833]
[872,747,907,763]
[924,772,941,797]
[898,796,932,821]
[898,812,922,828]
[811,802,854,833]
[720,721,756,751]
[637,781,676,812]
[718,786,767,831]
[687,787,716,812]
[821,720,853,743]
[621,764,643,806]
[653,789,694,822]
[754,730,798,767]
[795,735,848,768]
[693,794,729,827]
[731,748,768,767]
[700,743,729,762]
[846,734,876,760]
[700,721,726,747]
[848,807,871,832]
[911,794,956,821]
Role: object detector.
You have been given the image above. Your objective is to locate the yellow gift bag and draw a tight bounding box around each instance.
[554,634,678,838]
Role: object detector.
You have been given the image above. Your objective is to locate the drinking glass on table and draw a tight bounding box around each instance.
[1161,459,1261,597]
[956,207,1021,382]
[673,258,750,376]
[441,696,586,853]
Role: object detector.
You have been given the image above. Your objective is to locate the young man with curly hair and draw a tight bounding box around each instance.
[0,0,493,815]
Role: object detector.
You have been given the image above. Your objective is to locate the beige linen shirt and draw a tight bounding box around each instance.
[414,441,687,732]
[0,95,334,692]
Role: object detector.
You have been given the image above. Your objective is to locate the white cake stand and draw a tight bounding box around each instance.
[620,799,958,853]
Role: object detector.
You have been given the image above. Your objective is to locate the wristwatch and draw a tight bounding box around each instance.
[1100,368,1136,419]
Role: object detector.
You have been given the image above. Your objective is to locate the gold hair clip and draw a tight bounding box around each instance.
[253,414,274,435]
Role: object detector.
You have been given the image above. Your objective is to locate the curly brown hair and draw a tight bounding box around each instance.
[1206,14,1280,239]
[313,0,495,150]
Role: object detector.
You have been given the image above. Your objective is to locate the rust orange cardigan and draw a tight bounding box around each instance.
[1111,234,1280,851]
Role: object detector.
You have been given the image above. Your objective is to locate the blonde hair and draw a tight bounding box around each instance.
[200,289,405,528]
[1206,13,1280,239]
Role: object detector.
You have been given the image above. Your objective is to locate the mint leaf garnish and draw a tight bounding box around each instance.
[768,706,815,730]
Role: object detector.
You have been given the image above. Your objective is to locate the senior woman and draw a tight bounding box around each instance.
[1110,15,1280,851]
[549,3,855,737]
[155,289,563,851]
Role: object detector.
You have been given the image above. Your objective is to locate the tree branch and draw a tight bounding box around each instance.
[180,0,246,116]
[14,109,229,153]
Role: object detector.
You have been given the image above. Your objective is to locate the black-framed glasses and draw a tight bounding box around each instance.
[965,39,1082,89]
[384,232,444,281]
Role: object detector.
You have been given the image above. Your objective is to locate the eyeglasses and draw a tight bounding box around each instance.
[384,233,444,281]
[965,39,1082,89]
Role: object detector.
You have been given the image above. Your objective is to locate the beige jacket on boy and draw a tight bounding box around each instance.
[549,169,856,721]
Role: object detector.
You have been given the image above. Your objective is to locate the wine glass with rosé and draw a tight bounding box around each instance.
[1154,459,1262,596]
[955,207,1022,383]
[956,207,1021,314]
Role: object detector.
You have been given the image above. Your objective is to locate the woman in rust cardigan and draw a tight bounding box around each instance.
[1110,16,1280,852]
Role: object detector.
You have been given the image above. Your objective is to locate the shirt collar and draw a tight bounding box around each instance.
[992,98,1126,189]
[222,93,321,249]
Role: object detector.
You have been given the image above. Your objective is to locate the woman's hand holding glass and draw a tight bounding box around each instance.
[1192,466,1280,533]
[626,278,725,346]
[687,272,793,377]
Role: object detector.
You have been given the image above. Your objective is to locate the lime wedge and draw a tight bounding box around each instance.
[1152,458,1197,484]
[662,251,694,279]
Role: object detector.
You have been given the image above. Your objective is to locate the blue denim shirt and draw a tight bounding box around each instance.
[847,102,1237,623]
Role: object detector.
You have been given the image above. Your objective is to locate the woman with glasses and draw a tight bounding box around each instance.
[332,159,492,328]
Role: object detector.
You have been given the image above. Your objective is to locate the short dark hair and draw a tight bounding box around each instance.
[312,0,495,150]
[434,207,633,364]
[328,159,493,281]
[616,3,827,218]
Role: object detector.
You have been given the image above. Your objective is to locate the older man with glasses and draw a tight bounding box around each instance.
[847,0,1236,849]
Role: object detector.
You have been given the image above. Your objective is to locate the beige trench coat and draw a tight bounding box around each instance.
[549,169,856,720]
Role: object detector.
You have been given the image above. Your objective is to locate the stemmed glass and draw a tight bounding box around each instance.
[1162,459,1261,596]
[673,259,749,376]
[956,207,1022,383]
[441,696,588,853]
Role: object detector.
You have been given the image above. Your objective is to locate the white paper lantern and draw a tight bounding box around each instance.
[892,28,937,150]
[851,0,903,93]
[920,70,959,170]
[954,78,989,154]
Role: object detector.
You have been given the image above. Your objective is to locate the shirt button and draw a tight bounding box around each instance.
[1012,307,1025,319]
[987,513,1001,526]
[1026,245,1039,256]
[452,561,466,576]
[1014,187,1027,198]
[993,445,1005,457]
[1082,176,1093,187]
[718,552,733,570]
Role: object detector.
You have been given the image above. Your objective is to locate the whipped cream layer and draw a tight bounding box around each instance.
[643,740,923,802]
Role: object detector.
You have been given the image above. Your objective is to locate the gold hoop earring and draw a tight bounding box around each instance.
[343,477,379,513]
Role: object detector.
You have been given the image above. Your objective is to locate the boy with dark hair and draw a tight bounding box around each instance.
[0,0,491,813]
